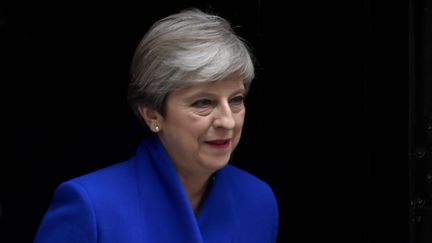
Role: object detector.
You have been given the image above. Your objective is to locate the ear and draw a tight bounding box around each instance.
[137,106,162,132]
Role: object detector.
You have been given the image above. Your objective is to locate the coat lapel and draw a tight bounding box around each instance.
[197,168,238,243]
[133,135,204,243]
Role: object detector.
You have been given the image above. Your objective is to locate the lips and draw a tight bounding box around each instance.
[207,139,229,144]
[205,139,231,149]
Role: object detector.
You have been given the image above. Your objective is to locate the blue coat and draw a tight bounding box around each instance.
[34,135,279,243]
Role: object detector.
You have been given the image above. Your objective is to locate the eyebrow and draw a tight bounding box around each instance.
[188,88,246,97]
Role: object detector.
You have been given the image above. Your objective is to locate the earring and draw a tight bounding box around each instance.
[154,125,160,133]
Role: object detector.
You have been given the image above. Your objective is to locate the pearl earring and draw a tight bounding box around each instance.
[154,125,160,133]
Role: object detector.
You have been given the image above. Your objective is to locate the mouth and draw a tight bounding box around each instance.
[205,139,231,149]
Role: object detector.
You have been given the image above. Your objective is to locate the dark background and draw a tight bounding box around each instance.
[408,0,432,242]
[1,0,427,242]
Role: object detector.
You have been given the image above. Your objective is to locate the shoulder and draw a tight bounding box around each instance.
[34,161,135,243]
[51,160,138,209]
[72,160,133,187]
[34,178,100,242]
[221,165,274,194]
[220,165,278,208]
[218,165,279,241]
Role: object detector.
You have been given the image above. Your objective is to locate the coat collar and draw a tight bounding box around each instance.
[132,135,237,242]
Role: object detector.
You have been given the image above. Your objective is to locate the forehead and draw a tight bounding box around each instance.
[175,78,245,96]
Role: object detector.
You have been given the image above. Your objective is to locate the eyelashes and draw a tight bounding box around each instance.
[191,99,213,108]
[191,95,245,109]
[229,95,245,106]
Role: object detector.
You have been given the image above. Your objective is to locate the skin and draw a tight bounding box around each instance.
[138,77,246,214]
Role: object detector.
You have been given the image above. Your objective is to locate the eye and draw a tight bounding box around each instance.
[230,95,245,106]
[191,99,213,108]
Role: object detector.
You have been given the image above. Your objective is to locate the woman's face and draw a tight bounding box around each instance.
[158,77,246,177]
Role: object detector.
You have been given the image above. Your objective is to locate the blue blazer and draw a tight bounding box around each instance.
[34,135,279,243]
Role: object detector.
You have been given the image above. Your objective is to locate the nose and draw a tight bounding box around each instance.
[213,102,235,129]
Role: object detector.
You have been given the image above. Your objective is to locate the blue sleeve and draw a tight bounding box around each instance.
[34,181,97,243]
[270,186,279,243]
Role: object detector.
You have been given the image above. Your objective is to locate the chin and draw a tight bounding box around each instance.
[205,157,231,171]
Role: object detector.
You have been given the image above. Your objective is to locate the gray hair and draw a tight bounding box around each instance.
[127,8,255,119]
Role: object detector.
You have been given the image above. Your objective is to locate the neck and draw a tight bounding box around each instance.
[179,174,212,216]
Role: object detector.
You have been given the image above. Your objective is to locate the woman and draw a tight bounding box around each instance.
[34,8,279,243]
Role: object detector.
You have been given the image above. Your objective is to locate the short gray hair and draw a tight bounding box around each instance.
[127,8,255,120]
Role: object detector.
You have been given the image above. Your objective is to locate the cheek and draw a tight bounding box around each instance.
[181,117,213,138]
[233,114,245,143]
[235,112,245,128]
[232,116,245,148]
